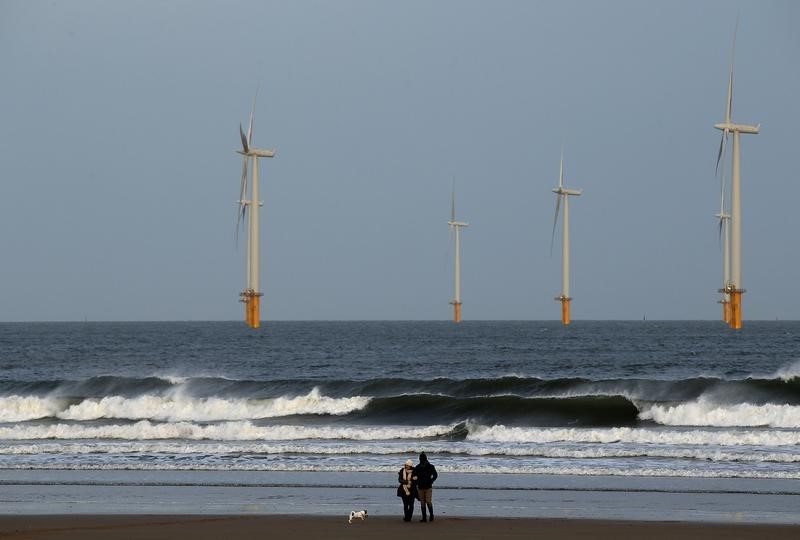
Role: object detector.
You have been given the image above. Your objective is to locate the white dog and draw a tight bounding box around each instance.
[348,510,368,524]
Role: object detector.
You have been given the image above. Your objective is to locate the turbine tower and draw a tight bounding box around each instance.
[714,18,759,330]
[448,185,469,323]
[236,92,276,329]
[715,185,731,324]
[551,150,582,326]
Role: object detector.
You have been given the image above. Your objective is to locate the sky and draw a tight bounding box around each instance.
[1,0,798,322]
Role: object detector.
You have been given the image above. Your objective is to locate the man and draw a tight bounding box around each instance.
[413,452,438,522]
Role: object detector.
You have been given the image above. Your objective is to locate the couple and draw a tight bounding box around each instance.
[397,452,438,522]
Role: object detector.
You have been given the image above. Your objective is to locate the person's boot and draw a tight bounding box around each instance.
[427,503,434,522]
[420,506,427,522]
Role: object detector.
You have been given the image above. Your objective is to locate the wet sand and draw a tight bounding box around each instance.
[0,515,798,540]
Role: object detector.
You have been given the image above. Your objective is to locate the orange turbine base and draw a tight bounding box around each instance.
[561,298,571,326]
[722,301,731,325]
[729,291,743,330]
[243,294,262,329]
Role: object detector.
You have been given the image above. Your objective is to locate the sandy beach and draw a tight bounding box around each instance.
[0,515,798,540]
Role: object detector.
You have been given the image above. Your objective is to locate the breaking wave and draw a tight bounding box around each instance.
[0,388,370,423]
[1,372,799,429]
[0,420,458,441]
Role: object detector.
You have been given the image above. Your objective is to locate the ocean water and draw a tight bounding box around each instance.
[1,321,799,481]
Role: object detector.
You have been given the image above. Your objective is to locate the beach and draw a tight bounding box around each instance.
[2,322,799,536]
[1,515,799,540]
[1,469,799,539]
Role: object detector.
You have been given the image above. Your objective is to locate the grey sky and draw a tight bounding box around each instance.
[1,0,798,322]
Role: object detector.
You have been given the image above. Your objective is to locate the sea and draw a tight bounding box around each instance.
[1,321,799,520]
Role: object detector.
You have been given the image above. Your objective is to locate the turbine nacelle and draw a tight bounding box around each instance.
[552,187,582,196]
[714,122,760,134]
[448,220,469,228]
[236,148,277,158]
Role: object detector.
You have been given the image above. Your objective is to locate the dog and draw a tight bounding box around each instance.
[348,510,368,524]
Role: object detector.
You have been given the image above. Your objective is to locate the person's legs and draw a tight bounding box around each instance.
[427,502,434,521]
[418,488,431,522]
[402,496,413,521]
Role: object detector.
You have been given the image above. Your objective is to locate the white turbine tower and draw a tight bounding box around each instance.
[714,18,759,329]
[448,185,469,323]
[551,150,581,325]
[715,181,731,324]
[236,92,276,329]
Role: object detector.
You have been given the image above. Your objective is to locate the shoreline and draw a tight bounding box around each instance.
[2,470,800,524]
[0,515,798,540]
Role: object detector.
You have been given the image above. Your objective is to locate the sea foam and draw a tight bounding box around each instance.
[0,387,369,422]
[773,360,800,382]
[465,423,800,446]
[639,399,800,428]
[0,420,456,441]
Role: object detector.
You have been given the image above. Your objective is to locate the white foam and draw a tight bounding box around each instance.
[1,440,797,463]
[0,388,370,422]
[639,399,800,428]
[157,374,189,385]
[1,461,798,479]
[773,360,800,382]
[0,395,65,422]
[0,420,457,441]
[466,423,800,446]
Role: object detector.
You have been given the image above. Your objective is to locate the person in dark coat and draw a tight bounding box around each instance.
[397,458,417,522]
[413,452,438,522]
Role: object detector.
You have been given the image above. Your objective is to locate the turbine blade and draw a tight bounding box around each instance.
[550,195,561,256]
[239,123,249,153]
[726,15,738,124]
[451,181,456,223]
[715,132,724,175]
[717,216,724,246]
[236,156,249,242]
[559,147,564,189]
[247,86,259,146]
[725,67,733,124]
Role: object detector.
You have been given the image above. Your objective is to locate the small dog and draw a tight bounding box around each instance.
[348,510,368,524]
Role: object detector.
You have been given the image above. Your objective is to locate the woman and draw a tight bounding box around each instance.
[396,459,417,522]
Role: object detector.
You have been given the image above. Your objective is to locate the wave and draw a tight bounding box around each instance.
[4,390,800,428]
[1,460,798,480]
[2,373,799,428]
[465,424,800,446]
[359,394,640,426]
[2,440,798,463]
[2,418,799,449]
[3,373,799,403]
[0,420,458,441]
[639,399,800,428]
[774,360,800,382]
[0,388,370,422]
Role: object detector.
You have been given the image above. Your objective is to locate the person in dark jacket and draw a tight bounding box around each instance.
[413,452,438,522]
[397,459,417,522]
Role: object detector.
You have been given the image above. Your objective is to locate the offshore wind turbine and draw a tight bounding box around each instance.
[448,185,469,323]
[551,150,582,326]
[714,18,759,329]
[236,92,276,329]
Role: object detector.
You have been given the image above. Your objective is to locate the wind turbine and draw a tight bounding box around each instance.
[551,150,582,326]
[714,17,759,329]
[448,185,469,323]
[236,91,276,329]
